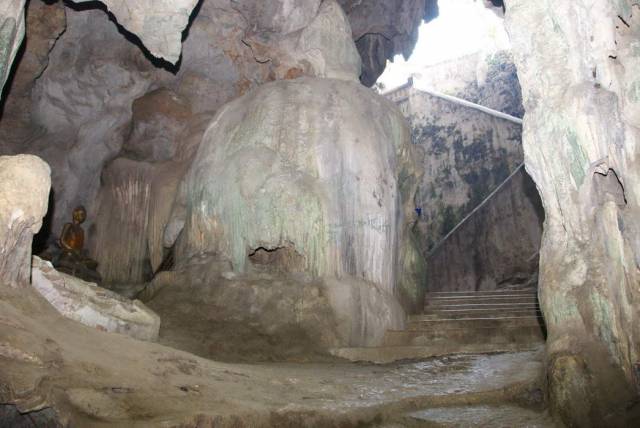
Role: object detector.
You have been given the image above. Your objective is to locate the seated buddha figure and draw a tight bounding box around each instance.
[54,206,100,282]
[59,206,86,256]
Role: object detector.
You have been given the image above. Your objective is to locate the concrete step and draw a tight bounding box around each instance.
[425,296,539,306]
[423,306,540,317]
[329,342,542,364]
[413,310,542,321]
[384,324,545,347]
[425,302,539,310]
[407,316,544,330]
[426,289,537,296]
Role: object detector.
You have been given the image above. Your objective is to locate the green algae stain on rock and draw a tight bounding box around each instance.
[626,80,640,103]
[589,291,623,366]
[566,130,588,187]
[0,17,18,89]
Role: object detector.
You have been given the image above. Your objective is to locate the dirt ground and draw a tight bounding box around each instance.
[0,285,556,427]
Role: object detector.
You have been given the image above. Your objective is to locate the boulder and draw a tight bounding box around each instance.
[31,256,160,341]
[0,155,50,288]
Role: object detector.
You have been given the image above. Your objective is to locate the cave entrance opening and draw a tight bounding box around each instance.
[375,0,547,346]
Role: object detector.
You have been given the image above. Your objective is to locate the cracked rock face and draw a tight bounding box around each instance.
[506,0,640,424]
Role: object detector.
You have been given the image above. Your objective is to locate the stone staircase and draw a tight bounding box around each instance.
[331,288,546,363]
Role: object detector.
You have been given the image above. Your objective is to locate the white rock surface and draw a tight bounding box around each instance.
[31,256,160,341]
[0,155,50,288]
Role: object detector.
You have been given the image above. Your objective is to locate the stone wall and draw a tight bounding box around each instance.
[387,84,523,251]
[426,164,543,291]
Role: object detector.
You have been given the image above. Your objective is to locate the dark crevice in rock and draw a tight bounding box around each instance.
[618,15,631,28]
[248,245,305,273]
[0,404,61,428]
[594,168,627,206]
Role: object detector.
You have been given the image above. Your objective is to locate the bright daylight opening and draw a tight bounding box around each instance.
[377,0,510,90]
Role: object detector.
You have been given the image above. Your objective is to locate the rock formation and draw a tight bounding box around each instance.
[506,0,640,424]
[0,155,50,288]
[158,76,420,347]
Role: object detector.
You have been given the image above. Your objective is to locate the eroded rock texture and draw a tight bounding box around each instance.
[80,2,423,352]
[506,0,640,424]
[0,155,50,288]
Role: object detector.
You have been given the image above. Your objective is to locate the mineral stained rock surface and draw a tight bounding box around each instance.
[163,76,421,347]
[31,256,160,341]
[506,0,640,424]
[0,155,50,288]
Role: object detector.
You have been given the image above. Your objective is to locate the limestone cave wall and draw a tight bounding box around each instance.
[506,0,640,425]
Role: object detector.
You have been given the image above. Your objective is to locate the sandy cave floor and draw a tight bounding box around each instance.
[0,285,558,426]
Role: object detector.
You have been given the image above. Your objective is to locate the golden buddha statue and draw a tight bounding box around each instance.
[54,206,100,282]
[59,206,86,256]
